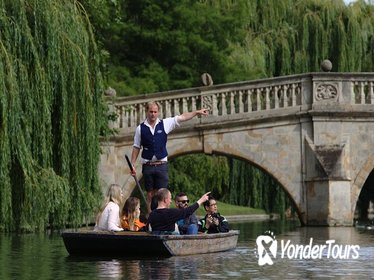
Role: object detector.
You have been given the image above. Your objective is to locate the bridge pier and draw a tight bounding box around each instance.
[304,116,353,226]
[306,179,352,226]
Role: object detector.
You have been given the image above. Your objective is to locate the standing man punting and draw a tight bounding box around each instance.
[130,101,209,214]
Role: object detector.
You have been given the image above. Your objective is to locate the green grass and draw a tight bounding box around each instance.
[168,200,266,217]
[195,201,266,217]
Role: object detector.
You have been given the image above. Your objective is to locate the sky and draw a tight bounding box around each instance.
[344,0,372,4]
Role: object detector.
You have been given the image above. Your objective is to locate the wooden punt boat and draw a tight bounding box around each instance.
[62,229,239,257]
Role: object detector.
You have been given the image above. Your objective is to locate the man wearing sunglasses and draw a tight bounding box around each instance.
[175,192,198,235]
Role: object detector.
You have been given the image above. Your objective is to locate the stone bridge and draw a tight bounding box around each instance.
[99,72,374,226]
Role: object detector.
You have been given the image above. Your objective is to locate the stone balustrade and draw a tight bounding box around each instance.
[108,73,374,134]
[352,80,374,104]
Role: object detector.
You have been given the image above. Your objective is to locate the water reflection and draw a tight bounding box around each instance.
[1,220,374,279]
[96,259,125,279]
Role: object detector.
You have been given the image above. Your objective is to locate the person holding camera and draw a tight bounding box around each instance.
[198,196,229,234]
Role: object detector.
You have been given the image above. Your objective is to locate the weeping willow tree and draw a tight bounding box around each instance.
[225,0,374,76]
[220,158,291,218]
[168,155,229,201]
[0,0,106,232]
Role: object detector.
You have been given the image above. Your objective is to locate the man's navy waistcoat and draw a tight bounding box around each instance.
[140,120,168,160]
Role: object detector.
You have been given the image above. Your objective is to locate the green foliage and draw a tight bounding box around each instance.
[221,158,293,216]
[168,154,229,201]
[81,0,374,97]
[0,0,106,232]
[107,63,170,95]
[82,0,249,95]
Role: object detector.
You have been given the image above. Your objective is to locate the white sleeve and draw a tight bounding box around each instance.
[107,204,123,232]
[163,116,180,134]
[133,125,141,148]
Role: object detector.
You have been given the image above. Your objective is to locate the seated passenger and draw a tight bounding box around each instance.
[121,197,145,231]
[150,191,180,233]
[175,192,198,235]
[198,196,229,233]
[94,184,124,232]
[147,188,210,235]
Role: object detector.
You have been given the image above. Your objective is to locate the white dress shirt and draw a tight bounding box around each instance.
[133,116,180,163]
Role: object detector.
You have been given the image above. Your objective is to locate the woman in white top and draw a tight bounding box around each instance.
[94,184,124,231]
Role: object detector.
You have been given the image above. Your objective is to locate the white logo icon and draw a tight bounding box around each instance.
[255,231,277,266]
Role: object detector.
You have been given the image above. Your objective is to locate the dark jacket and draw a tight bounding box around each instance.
[198,213,229,234]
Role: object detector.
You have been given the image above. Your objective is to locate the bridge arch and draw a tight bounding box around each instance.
[200,152,300,220]
[352,153,374,219]
[170,150,290,193]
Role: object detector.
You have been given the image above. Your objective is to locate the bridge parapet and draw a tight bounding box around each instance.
[312,74,374,106]
[109,73,374,135]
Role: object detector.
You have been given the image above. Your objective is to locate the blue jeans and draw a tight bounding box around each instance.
[187,224,198,235]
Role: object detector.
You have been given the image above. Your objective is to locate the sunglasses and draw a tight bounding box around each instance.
[178,199,189,204]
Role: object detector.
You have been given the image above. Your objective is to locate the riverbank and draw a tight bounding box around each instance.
[225,214,279,222]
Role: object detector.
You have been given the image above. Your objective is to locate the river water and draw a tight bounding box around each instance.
[1,220,373,279]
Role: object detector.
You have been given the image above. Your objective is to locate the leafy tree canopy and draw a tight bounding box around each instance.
[81,0,249,95]
[83,0,373,96]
